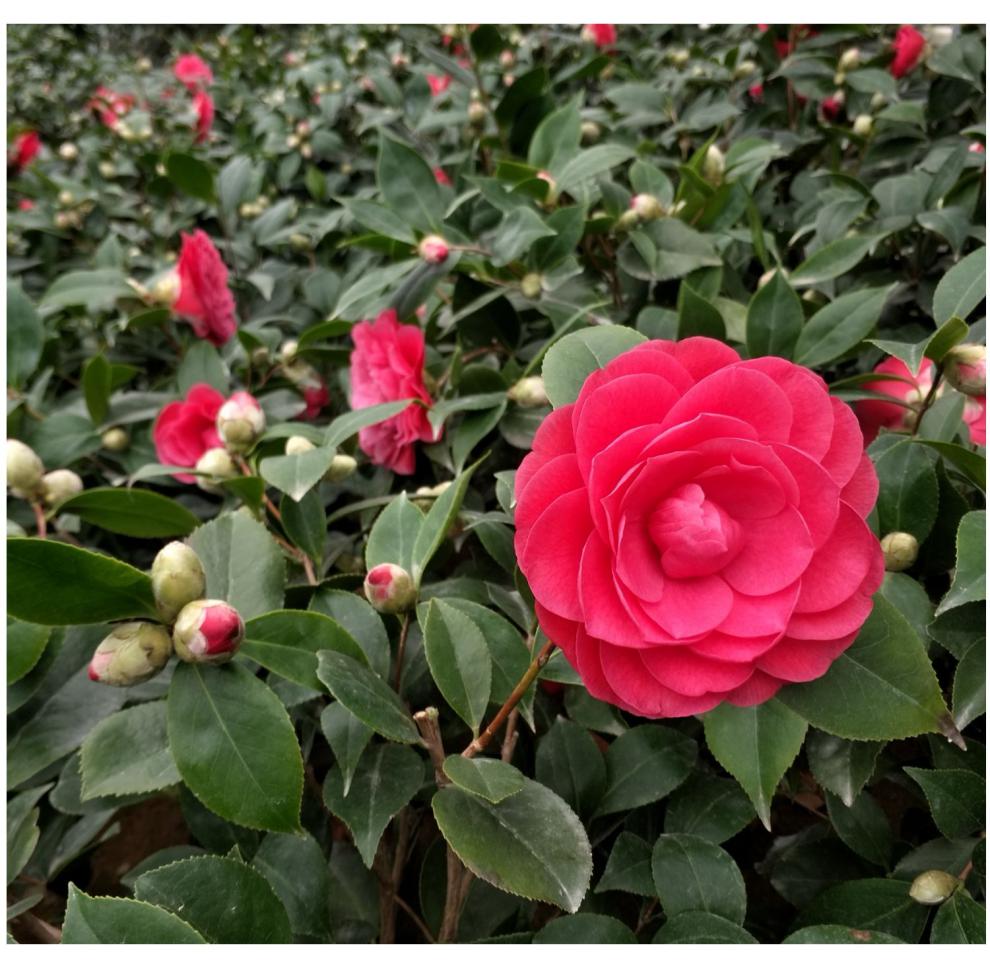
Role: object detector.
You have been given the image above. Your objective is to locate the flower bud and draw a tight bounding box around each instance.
[468,101,487,126]
[195,447,238,493]
[758,268,787,288]
[295,120,311,139]
[508,376,550,408]
[136,56,152,73]
[838,47,861,72]
[151,541,207,623]
[101,426,130,452]
[536,170,558,205]
[173,599,245,664]
[418,234,450,265]
[58,142,79,161]
[217,391,266,453]
[943,344,986,397]
[151,271,181,307]
[250,345,270,366]
[326,453,357,482]
[909,870,959,905]
[870,92,887,111]
[286,133,300,149]
[733,59,757,79]
[41,469,83,507]
[300,144,313,160]
[926,26,955,49]
[58,189,75,207]
[6,439,44,499]
[881,531,919,572]
[580,120,601,144]
[98,161,116,179]
[279,339,299,365]
[630,193,664,221]
[669,48,690,67]
[616,209,641,232]
[364,563,416,614]
[852,114,873,137]
[285,435,316,456]
[702,144,725,185]
[290,231,311,249]
[88,622,172,686]
[499,49,515,68]
[520,273,543,299]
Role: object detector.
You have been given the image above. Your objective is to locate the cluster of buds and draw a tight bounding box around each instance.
[6,438,83,508]
[284,435,358,482]
[418,234,450,265]
[363,562,417,614]
[238,194,271,220]
[943,344,986,397]
[508,375,550,408]
[217,391,266,454]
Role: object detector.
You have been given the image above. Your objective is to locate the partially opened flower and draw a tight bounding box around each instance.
[427,73,451,96]
[349,309,441,474]
[193,90,214,143]
[174,53,214,90]
[153,383,225,482]
[514,337,883,718]
[9,131,41,172]
[890,24,925,78]
[172,229,237,346]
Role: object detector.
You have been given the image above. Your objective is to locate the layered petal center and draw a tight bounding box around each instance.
[648,483,741,578]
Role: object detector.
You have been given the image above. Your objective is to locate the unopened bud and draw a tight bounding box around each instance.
[239,201,259,219]
[101,427,129,452]
[250,345,270,366]
[702,144,725,185]
[536,170,558,205]
[136,56,153,73]
[909,870,959,905]
[6,439,44,499]
[195,447,238,493]
[520,273,543,299]
[468,101,487,126]
[418,234,450,265]
[852,114,873,137]
[58,142,78,161]
[217,391,266,453]
[290,231,311,249]
[943,345,986,397]
[838,47,861,72]
[300,143,313,160]
[670,48,690,67]
[833,70,846,87]
[295,120,311,138]
[285,435,316,456]
[326,453,357,482]
[733,59,757,79]
[151,541,207,623]
[172,599,245,664]
[58,189,75,207]
[926,26,955,49]
[151,271,180,307]
[580,120,601,144]
[508,376,549,408]
[279,339,299,365]
[98,161,116,179]
[870,92,887,111]
[881,531,919,572]
[286,133,300,149]
[631,193,664,221]
[616,209,641,232]
[499,49,515,68]
[88,622,172,686]
[364,563,416,614]
[41,469,83,507]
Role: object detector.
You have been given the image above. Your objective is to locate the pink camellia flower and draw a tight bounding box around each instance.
[427,74,451,96]
[890,24,925,78]
[582,24,617,48]
[173,229,237,346]
[193,90,214,143]
[173,599,245,664]
[856,357,985,446]
[174,53,214,91]
[349,309,441,474]
[9,131,41,172]
[153,383,225,482]
[970,142,985,154]
[17,198,35,211]
[434,166,451,186]
[514,337,883,718]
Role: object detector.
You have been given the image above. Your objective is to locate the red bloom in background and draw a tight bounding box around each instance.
[582,24,617,48]
[300,376,330,421]
[173,230,237,346]
[174,53,214,90]
[193,90,214,143]
[427,74,451,96]
[153,383,224,482]
[349,309,441,474]
[9,131,41,172]
[87,86,135,129]
[433,166,451,186]
[17,198,35,211]
[749,83,764,102]
[514,338,882,718]
[890,24,925,78]
[856,357,985,446]
[821,94,844,122]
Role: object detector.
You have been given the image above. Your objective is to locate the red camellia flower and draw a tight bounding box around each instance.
[349,309,441,474]
[748,83,764,102]
[301,377,330,421]
[427,74,451,97]
[153,383,225,482]
[17,198,35,211]
[9,131,41,172]
[174,53,214,90]
[173,229,237,346]
[87,86,135,129]
[582,24,617,48]
[821,94,845,122]
[890,24,925,78]
[193,90,214,143]
[856,357,985,446]
[433,166,451,186]
[514,337,883,718]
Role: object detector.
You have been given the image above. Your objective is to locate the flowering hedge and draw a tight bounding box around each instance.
[5,23,986,945]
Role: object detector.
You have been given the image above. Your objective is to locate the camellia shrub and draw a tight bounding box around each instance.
[5,22,986,945]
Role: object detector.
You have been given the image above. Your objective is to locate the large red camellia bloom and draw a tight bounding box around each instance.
[515,337,883,718]
[174,54,214,90]
[173,230,237,346]
[349,309,441,474]
[153,383,224,482]
[890,24,925,78]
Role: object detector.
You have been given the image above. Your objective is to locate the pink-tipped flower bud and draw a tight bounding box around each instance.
[943,344,986,397]
[41,469,83,507]
[172,599,245,664]
[6,439,44,499]
[536,170,558,205]
[418,234,450,265]
[88,622,172,686]
[101,426,130,452]
[217,391,266,453]
[630,193,664,221]
[364,563,416,614]
[151,541,207,623]
[508,376,549,408]
[195,447,238,493]
[909,870,959,905]
[881,531,919,572]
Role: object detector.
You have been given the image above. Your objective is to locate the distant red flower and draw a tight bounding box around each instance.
[427,74,451,96]
[890,24,925,78]
[301,379,330,420]
[970,142,985,154]
[193,90,214,143]
[433,166,451,186]
[87,86,135,129]
[9,131,41,172]
[749,83,764,102]
[582,24,617,48]
[17,198,35,211]
[174,53,214,91]
[821,94,844,122]
[173,230,237,346]
[153,383,224,483]
[775,38,792,58]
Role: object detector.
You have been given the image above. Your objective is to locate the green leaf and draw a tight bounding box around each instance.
[82,353,112,425]
[322,743,423,867]
[665,773,756,844]
[794,285,893,367]
[280,490,325,562]
[177,341,228,394]
[442,756,525,804]
[933,247,986,324]
[319,702,371,796]
[937,511,986,615]
[6,619,51,684]
[62,885,206,943]
[323,399,414,449]
[491,207,556,266]
[309,588,390,680]
[651,834,747,924]
[805,730,883,806]
[924,315,970,363]
[779,595,951,741]
[168,662,303,833]
[534,913,636,944]
[746,270,803,359]
[377,133,442,232]
[527,99,581,173]
[411,461,480,584]
[702,699,807,830]
[365,492,425,573]
[795,879,929,942]
[535,716,606,818]
[542,325,646,408]
[165,152,215,202]
[316,650,420,744]
[6,538,157,625]
[432,777,592,914]
[259,446,335,502]
[678,282,726,340]
[619,220,722,282]
[7,784,49,884]
[653,911,758,944]
[59,487,200,538]
[596,724,697,816]
[80,701,179,799]
[218,155,254,222]
[557,143,636,195]
[953,641,985,732]
[421,599,492,735]
[874,439,939,542]
[596,831,655,897]
[135,854,292,943]
[905,767,986,839]
[41,268,132,312]
[825,790,894,868]
[6,282,43,389]
[187,512,285,619]
[912,439,986,492]
[242,609,365,690]
[784,925,905,944]
[252,832,332,940]
[931,889,986,943]
[789,234,885,287]
[340,197,417,244]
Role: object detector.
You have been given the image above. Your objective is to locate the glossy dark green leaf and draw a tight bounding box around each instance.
[933,246,986,324]
[82,353,112,425]
[905,767,986,839]
[7,282,43,389]
[953,641,985,731]
[165,152,215,202]
[874,439,940,543]
[412,460,481,584]
[784,925,904,943]
[795,285,893,367]
[825,790,894,868]
[678,281,726,340]
[596,831,655,897]
[937,511,986,615]
[319,702,372,797]
[790,234,884,287]
[308,588,390,680]
[651,834,747,924]
[653,911,758,944]
[59,487,200,538]
[534,913,636,944]
[260,446,335,502]
[542,325,647,408]
[665,773,756,844]
[931,889,986,943]
[376,133,442,232]
[443,756,525,804]
[252,832,332,940]
[535,716,606,818]
[6,619,51,684]
[794,879,929,942]
[806,730,883,806]
[365,492,424,573]
[62,885,206,943]
[746,269,803,359]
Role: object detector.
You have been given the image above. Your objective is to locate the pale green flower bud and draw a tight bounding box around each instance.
[702,144,725,185]
[520,273,543,299]
[88,622,172,686]
[326,453,357,482]
[630,193,664,221]
[217,392,266,454]
[285,435,316,456]
[152,541,207,623]
[195,447,238,493]
[580,121,601,144]
[41,469,83,507]
[909,870,959,905]
[838,47,861,72]
[58,142,79,161]
[881,531,919,572]
[508,376,549,408]
[101,427,130,452]
[852,114,874,137]
[6,439,44,499]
